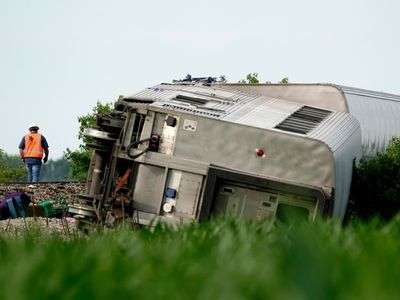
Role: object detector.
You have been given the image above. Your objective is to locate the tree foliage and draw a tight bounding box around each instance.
[347,137,400,222]
[64,147,92,181]
[78,101,114,145]
[279,77,289,84]
[238,73,289,84]
[0,149,26,182]
[64,101,113,180]
[238,72,260,84]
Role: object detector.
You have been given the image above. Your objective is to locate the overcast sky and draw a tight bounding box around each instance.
[1,0,399,159]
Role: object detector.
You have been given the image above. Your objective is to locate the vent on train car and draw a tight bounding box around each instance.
[275,106,332,134]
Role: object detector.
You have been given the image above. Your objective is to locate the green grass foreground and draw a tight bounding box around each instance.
[0,217,399,300]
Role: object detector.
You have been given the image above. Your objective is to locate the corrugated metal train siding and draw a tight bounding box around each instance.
[340,87,400,157]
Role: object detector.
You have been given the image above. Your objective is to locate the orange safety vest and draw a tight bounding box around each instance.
[23,133,44,158]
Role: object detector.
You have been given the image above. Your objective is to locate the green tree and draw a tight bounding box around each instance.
[0,149,26,182]
[239,73,289,84]
[64,101,113,180]
[64,148,92,181]
[279,77,289,84]
[78,101,114,145]
[347,137,400,222]
[238,72,259,84]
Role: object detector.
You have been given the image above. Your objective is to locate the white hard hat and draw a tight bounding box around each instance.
[29,123,39,130]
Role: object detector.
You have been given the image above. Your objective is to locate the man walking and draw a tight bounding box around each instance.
[19,123,49,183]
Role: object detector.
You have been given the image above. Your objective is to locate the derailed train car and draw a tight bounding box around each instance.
[69,82,361,226]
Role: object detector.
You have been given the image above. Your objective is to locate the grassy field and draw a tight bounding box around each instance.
[0,216,399,300]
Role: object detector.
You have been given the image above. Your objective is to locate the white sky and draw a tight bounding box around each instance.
[1,0,399,159]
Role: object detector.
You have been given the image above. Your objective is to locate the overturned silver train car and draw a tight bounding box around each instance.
[69,82,361,226]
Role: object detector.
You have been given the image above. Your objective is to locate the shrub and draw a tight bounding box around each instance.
[0,149,25,182]
[347,137,400,222]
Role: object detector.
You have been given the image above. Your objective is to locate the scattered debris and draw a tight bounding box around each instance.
[0,182,84,238]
